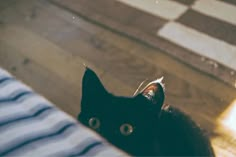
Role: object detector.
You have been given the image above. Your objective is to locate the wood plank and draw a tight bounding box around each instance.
[0,24,134,115]
[178,9,236,45]
[95,28,236,102]
[0,0,17,12]
[0,42,81,117]
[192,0,236,26]
[0,25,92,86]
[220,0,236,6]
[49,0,236,88]
[158,22,236,71]
[6,0,233,99]
[117,0,188,20]
[0,1,160,89]
[172,0,196,6]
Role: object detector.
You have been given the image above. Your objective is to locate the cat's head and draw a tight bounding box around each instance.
[78,68,165,155]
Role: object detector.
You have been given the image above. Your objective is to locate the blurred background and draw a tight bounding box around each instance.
[0,0,236,156]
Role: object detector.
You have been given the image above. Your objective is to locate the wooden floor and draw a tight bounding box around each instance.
[0,0,236,156]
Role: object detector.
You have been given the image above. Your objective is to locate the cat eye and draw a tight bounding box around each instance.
[88,117,100,130]
[120,123,134,136]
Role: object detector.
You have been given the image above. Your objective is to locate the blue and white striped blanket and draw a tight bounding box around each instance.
[0,68,127,156]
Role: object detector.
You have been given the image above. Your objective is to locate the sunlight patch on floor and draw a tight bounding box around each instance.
[211,99,236,157]
[218,99,236,132]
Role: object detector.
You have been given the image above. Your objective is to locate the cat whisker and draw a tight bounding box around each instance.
[133,79,148,96]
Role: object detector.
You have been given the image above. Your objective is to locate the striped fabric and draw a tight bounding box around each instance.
[0,68,127,157]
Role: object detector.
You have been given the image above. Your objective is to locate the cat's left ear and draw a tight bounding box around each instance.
[81,67,108,103]
[139,78,165,110]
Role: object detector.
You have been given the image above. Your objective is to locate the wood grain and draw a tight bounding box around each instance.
[0,0,236,156]
[49,0,236,88]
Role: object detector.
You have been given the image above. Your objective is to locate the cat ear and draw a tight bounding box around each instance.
[139,77,165,110]
[81,67,108,103]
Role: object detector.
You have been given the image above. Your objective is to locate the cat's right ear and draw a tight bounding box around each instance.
[81,67,108,104]
[138,78,165,111]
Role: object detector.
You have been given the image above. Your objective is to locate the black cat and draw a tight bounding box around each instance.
[78,68,215,156]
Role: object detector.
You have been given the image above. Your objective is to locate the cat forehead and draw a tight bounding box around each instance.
[94,95,155,113]
[104,96,140,109]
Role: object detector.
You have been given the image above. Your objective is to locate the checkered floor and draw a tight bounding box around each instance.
[118,0,236,71]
